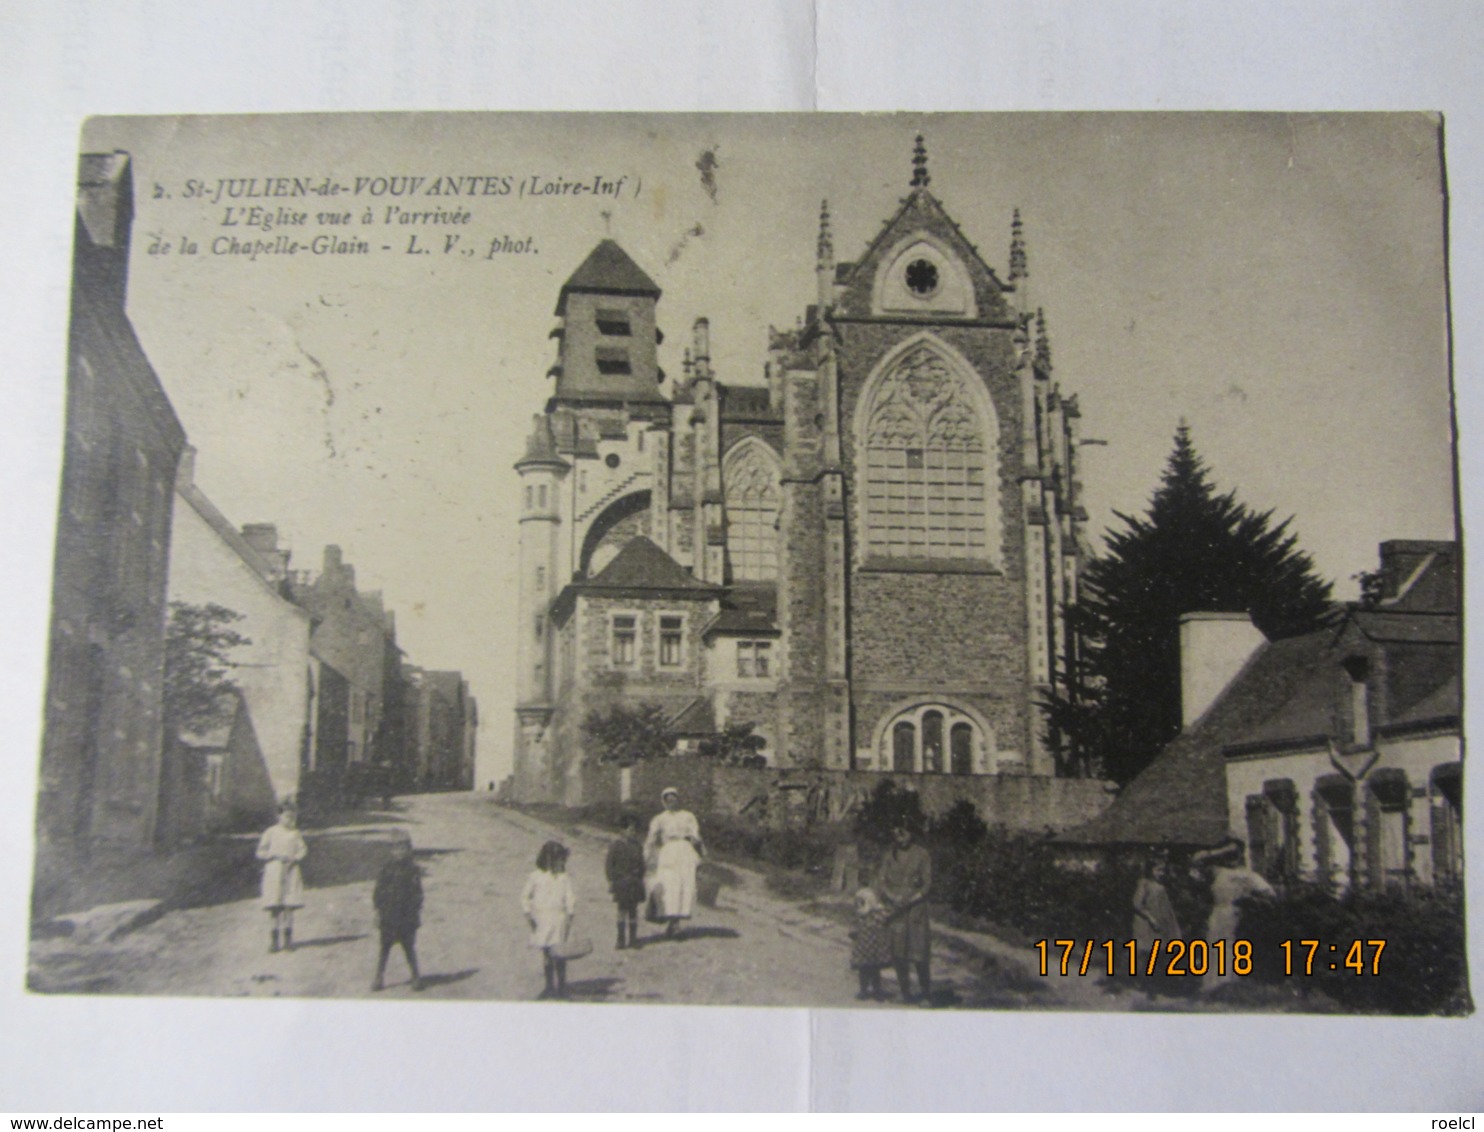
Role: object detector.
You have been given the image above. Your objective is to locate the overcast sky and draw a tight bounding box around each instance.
[80,112,1455,785]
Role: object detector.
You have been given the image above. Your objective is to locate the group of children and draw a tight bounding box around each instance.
[257,800,909,1004]
[256,800,426,991]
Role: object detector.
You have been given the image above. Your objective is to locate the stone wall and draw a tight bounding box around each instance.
[581,757,1115,834]
[584,755,720,814]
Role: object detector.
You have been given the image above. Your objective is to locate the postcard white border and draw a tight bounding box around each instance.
[1,0,1480,1112]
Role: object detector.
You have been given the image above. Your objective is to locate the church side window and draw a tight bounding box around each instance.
[724,441,781,581]
[862,343,992,561]
[611,614,637,668]
[921,710,944,773]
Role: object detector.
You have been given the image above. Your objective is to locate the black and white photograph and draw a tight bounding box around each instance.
[26,112,1467,1017]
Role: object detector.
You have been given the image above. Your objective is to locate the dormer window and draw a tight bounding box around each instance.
[595,308,631,336]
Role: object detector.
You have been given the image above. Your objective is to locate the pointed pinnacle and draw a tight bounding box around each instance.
[911,135,930,188]
[817,199,833,261]
[1009,208,1028,282]
[1035,307,1052,372]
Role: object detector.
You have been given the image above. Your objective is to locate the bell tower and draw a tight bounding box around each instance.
[549,239,665,408]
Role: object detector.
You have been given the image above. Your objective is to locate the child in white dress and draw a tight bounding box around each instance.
[521,840,576,999]
[256,800,308,953]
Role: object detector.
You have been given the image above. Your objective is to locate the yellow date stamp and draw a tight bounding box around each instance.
[1033,938,1253,977]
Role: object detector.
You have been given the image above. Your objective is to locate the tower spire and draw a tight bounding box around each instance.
[816,199,835,314]
[911,135,930,188]
[1008,208,1027,282]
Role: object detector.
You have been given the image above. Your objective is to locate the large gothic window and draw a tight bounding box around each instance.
[862,342,994,561]
[724,439,781,581]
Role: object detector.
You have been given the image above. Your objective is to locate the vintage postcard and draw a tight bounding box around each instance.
[28,112,1467,1015]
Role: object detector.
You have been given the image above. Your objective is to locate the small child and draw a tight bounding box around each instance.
[521,840,576,999]
[605,815,647,950]
[256,799,308,953]
[849,886,892,1001]
[371,835,424,992]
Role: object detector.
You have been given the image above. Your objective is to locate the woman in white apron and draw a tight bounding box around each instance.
[644,787,704,937]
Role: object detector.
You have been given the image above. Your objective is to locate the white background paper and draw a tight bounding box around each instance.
[2,0,1481,1111]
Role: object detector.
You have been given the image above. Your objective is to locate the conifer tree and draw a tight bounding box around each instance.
[1049,424,1335,784]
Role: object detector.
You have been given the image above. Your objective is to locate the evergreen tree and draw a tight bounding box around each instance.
[163,601,251,733]
[1049,425,1335,784]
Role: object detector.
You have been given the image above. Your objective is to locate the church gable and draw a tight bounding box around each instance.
[834,187,1014,323]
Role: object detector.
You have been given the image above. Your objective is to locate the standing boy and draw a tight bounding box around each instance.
[605,814,647,949]
[372,835,424,992]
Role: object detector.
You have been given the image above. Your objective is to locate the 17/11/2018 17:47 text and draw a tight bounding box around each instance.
[1032,939,1387,977]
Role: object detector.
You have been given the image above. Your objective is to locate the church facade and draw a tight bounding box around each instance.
[513,141,1089,805]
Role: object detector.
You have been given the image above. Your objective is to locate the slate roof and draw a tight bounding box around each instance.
[1352,610,1460,644]
[669,697,717,736]
[706,583,780,636]
[515,415,568,470]
[1384,673,1461,730]
[838,186,1006,298]
[720,384,781,422]
[554,239,661,315]
[1060,632,1336,848]
[551,537,720,626]
[584,537,716,592]
[1060,610,1460,849]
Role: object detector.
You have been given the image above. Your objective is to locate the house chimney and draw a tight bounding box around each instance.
[1179,612,1266,728]
[1375,539,1456,610]
[175,444,197,489]
[75,152,135,308]
[241,523,279,555]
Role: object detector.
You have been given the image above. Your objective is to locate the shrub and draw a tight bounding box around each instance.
[854,780,926,848]
[1235,881,1470,1015]
[949,829,1137,944]
[700,810,845,887]
[925,800,989,903]
[581,702,673,763]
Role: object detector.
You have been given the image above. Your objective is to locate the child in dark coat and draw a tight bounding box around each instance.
[372,836,424,992]
[605,815,647,950]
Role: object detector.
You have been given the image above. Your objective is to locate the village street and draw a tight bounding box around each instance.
[29,793,1138,1010]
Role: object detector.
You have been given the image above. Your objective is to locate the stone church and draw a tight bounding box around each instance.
[513,140,1089,804]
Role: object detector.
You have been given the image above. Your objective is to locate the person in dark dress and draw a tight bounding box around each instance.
[876,823,933,1004]
[606,814,647,949]
[372,836,424,992]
